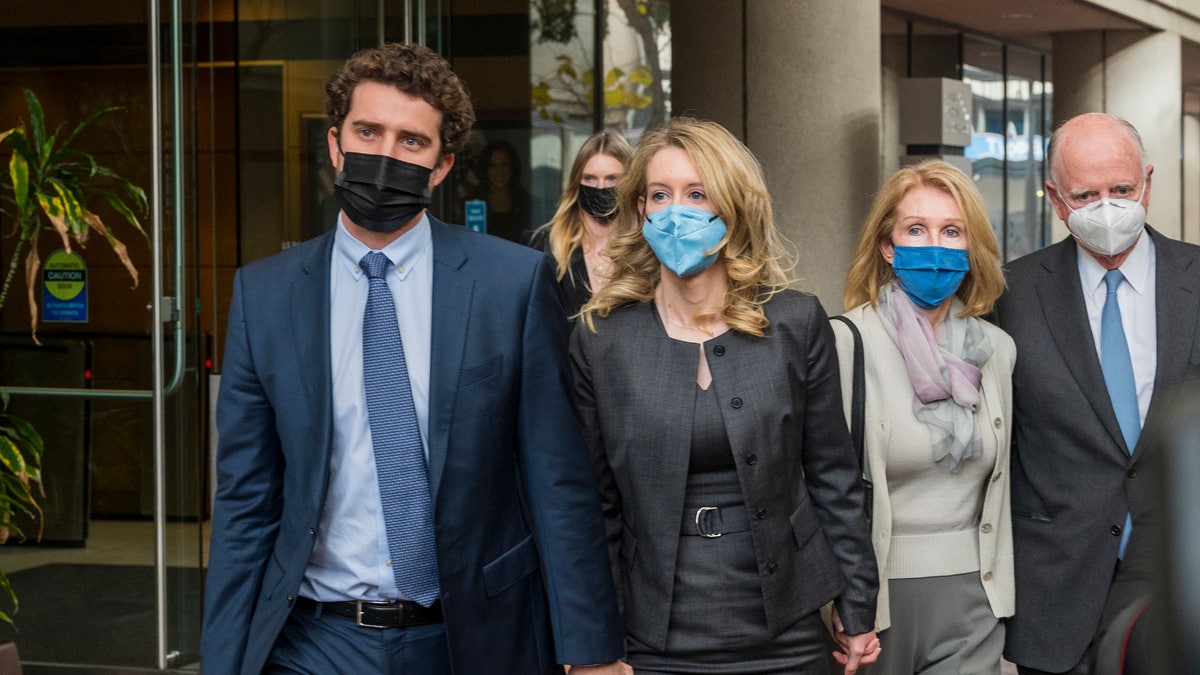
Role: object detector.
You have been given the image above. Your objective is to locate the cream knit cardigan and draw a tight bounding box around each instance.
[832,302,1016,631]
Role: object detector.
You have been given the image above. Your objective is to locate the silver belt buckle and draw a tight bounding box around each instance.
[695,506,722,538]
[355,600,392,629]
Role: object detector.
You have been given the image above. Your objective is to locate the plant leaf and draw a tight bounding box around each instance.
[50,179,89,243]
[24,229,40,345]
[93,189,146,238]
[86,213,139,288]
[1,414,43,460]
[0,438,28,487]
[23,90,45,161]
[37,194,71,251]
[9,149,30,223]
[60,106,121,152]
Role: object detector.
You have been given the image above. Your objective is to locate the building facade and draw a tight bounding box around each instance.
[0,0,1196,670]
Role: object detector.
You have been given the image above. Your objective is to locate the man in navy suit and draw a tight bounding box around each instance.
[201,43,625,675]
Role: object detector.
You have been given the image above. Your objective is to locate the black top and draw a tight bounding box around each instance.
[689,383,736,474]
[526,229,591,318]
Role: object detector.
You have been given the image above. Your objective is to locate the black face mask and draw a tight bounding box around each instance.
[334,151,433,232]
[577,185,618,223]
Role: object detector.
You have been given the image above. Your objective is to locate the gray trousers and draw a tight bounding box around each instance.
[864,572,1004,675]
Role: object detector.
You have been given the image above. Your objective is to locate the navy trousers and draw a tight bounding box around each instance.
[264,602,453,675]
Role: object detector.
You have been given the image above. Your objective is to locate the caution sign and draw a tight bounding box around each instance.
[42,249,88,322]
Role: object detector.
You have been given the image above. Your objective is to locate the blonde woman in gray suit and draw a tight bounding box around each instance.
[834,160,1014,674]
[571,117,879,674]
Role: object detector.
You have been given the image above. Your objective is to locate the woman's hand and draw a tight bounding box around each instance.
[829,605,881,674]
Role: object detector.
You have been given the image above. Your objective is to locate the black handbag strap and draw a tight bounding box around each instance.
[830,315,865,467]
[831,314,873,523]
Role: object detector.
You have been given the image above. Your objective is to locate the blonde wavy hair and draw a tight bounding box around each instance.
[580,117,793,336]
[843,159,1005,317]
[533,131,632,283]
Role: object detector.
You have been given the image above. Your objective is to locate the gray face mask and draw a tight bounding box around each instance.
[1064,182,1146,256]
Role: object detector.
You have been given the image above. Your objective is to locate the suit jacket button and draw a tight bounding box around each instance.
[713,345,726,356]
[286,594,295,605]
[1127,468,1137,479]
[980,523,993,533]
[993,417,1002,429]
[1111,525,1123,536]
[731,397,743,408]
[766,562,778,574]
[983,571,993,581]
[308,528,316,536]
[756,509,767,520]
[746,454,758,465]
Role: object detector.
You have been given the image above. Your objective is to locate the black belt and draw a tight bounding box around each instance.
[681,505,751,537]
[296,597,443,629]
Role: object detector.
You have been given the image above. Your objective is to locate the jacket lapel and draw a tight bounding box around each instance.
[1138,228,1200,460]
[1035,239,1131,456]
[1150,228,1200,396]
[426,219,472,506]
[292,231,336,508]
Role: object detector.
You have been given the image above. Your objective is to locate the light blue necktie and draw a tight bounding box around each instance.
[1100,269,1139,558]
[361,251,440,606]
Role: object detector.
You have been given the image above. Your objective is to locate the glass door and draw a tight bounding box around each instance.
[0,0,206,669]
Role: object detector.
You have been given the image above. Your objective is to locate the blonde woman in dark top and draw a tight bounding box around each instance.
[529,131,632,316]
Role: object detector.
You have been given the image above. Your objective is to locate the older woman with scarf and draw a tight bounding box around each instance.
[834,160,1015,674]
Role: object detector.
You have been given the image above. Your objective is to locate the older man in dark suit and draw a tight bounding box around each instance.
[993,113,1200,674]
[201,43,625,675]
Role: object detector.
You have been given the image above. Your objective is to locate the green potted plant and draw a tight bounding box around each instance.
[0,88,148,343]
[0,390,43,625]
[0,89,147,628]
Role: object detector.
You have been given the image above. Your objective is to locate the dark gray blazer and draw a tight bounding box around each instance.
[993,227,1200,672]
[569,290,878,651]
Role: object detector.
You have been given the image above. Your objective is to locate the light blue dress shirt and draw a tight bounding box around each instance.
[1077,230,1156,428]
[300,214,434,602]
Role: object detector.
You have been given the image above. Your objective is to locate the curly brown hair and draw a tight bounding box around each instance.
[325,43,476,157]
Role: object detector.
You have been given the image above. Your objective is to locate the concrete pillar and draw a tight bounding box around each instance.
[1185,113,1200,244]
[1051,30,1183,240]
[674,0,882,310]
[670,1,745,139]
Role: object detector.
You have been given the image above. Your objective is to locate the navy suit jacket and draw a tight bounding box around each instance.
[201,217,623,674]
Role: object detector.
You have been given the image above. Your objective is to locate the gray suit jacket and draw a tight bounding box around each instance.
[993,227,1200,672]
[569,290,877,651]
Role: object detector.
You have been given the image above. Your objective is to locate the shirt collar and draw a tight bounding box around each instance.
[1077,228,1154,297]
[334,212,432,281]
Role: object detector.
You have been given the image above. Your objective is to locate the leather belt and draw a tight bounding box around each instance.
[296,597,443,629]
[681,505,751,537]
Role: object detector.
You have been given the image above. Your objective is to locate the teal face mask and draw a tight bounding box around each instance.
[891,245,970,309]
[641,205,727,277]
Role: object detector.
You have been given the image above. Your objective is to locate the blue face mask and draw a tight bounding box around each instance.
[891,245,970,309]
[642,205,728,278]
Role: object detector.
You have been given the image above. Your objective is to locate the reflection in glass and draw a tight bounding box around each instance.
[963,38,1051,262]
[525,1,670,238]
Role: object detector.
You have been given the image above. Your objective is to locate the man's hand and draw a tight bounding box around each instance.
[829,605,881,674]
[565,661,633,675]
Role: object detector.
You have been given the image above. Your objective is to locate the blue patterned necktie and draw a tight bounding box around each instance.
[360,251,440,606]
[1100,269,1139,558]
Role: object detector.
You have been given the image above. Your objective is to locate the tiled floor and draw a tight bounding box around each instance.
[0,519,209,573]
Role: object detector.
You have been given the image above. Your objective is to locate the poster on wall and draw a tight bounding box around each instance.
[42,249,88,323]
